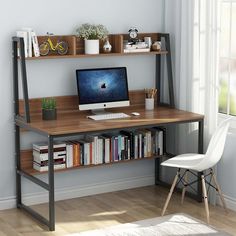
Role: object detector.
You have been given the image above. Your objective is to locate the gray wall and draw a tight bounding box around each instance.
[0,0,164,209]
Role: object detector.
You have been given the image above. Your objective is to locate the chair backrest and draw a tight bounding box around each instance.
[194,119,230,171]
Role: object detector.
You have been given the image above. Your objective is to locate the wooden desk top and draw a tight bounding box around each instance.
[16,105,204,137]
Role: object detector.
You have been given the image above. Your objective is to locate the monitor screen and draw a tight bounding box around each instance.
[76,67,130,111]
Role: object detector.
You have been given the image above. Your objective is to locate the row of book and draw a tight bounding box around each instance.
[33,127,166,172]
[16,28,40,58]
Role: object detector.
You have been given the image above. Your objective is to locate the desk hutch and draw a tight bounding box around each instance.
[12,33,204,231]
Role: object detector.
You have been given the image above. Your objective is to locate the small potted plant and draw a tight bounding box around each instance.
[76,23,109,54]
[42,97,57,120]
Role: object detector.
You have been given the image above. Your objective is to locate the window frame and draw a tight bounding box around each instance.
[218,0,236,126]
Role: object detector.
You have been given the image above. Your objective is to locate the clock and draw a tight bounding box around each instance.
[128,27,138,43]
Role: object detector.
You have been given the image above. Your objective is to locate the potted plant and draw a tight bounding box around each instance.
[76,23,109,54]
[42,97,57,120]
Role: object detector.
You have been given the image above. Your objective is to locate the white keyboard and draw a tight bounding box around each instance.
[87,113,130,121]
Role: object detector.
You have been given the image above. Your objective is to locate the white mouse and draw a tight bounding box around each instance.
[131,112,140,116]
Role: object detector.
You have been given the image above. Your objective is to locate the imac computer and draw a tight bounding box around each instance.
[76,67,130,115]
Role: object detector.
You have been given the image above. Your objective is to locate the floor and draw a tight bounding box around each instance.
[0,186,235,236]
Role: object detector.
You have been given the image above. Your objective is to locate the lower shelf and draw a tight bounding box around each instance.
[21,150,174,175]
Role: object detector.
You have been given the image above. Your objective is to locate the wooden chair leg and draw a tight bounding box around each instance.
[161,170,180,216]
[181,170,188,205]
[211,170,228,213]
[201,174,210,224]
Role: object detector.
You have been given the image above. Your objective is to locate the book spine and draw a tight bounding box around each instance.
[147,131,152,157]
[118,135,121,161]
[128,139,131,159]
[105,138,110,163]
[139,133,142,158]
[31,31,40,57]
[114,137,118,162]
[33,150,66,162]
[80,143,84,165]
[134,134,138,159]
[94,136,98,164]
[89,142,92,165]
[33,163,66,172]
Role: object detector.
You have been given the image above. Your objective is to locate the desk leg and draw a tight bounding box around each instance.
[15,124,22,207]
[48,135,55,231]
[155,158,160,185]
[198,119,204,202]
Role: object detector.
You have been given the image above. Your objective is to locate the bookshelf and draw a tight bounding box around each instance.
[12,33,204,231]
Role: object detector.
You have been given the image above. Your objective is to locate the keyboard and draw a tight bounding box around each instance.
[87,113,130,121]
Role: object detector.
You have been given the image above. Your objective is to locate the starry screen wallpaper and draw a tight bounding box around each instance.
[77,68,129,104]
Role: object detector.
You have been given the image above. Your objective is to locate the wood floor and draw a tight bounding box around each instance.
[0,185,235,235]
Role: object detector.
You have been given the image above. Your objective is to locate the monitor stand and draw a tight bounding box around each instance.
[91,109,112,115]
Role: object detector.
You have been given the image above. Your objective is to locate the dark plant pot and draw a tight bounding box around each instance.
[42,109,57,120]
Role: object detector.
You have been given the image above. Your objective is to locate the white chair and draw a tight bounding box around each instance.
[161,119,230,223]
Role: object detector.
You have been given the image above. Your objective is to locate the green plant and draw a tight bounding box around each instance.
[42,97,56,110]
[76,23,109,40]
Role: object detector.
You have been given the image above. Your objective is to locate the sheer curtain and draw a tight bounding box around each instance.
[164,0,221,203]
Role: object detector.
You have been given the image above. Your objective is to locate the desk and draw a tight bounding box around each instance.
[15,105,204,231]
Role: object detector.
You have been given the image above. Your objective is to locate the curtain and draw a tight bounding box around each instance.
[164,0,221,204]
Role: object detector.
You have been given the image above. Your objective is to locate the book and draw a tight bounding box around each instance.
[31,31,40,57]
[33,150,66,162]
[120,130,135,159]
[66,142,73,168]
[124,48,150,53]
[71,141,80,166]
[33,160,66,172]
[16,30,28,57]
[22,28,32,57]
[33,142,66,151]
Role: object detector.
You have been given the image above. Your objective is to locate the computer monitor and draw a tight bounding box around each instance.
[76,67,130,113]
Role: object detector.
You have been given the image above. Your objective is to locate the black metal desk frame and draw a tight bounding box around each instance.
[12,35,204,231]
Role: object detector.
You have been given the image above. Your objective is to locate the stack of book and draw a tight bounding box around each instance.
[16,28,40,58]
[123,41,150,53]
[33,142,66,172]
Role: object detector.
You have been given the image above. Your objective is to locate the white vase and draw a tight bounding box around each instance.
[103,39,112,53]
[84,39,99,54]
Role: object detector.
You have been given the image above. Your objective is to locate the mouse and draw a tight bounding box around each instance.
[131,112,140,116]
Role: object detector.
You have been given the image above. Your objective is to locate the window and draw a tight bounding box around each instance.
[219,0,236,116]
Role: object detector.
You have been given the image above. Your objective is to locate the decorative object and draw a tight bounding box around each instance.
[75,214,230,236]
[103,38,112,53]
[128,27,139,43]
[39,32,68,56]
[144,36,152,48]
[152,41,161,51]
[42,97,57,120]
[76,23,109,54]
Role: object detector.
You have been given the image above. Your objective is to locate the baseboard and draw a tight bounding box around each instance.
[0,175,154,210]
[216,193,236,211]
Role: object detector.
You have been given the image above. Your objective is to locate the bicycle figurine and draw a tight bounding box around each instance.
[39,33,68,56]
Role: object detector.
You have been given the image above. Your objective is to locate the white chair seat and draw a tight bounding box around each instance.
[161,153,205,171]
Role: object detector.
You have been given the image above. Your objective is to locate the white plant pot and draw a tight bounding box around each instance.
[84,39,99,54]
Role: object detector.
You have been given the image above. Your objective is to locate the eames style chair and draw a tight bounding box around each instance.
[161,119,230,223]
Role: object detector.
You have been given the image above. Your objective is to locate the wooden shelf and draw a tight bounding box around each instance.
[21,150,175,175]
[25,50,168,60]
[15,32,167,60]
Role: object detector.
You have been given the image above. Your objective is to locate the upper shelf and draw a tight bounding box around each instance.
[26,50,168,60]
[22,32,168,60]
